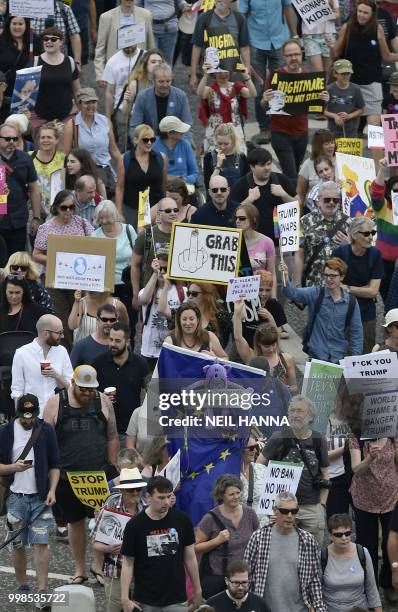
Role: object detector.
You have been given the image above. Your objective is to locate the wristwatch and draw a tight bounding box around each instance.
[392,561,398,570]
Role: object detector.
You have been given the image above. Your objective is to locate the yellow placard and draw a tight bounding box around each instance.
[336,138,363,157]
[202,0,215,10]
[67,471,110,510]
[137,187,151,232]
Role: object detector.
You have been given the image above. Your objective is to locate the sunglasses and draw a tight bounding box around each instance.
[43,36,60,42]
[357,230,376,237]
[10,265,28,272]
[99,316,117,323]
[322,197,340,204]
[187,290,201,297]
[77,386,95,392]
[59,205,75,211]
[236,216,247,221]
[210,187,228,193]
[160,208,178,214]
[0,136,18,142]
[276,507,299,515]
[244,444,259,451]
[332,530,351,538]
[159,266,168,272]
[142,137,156,144]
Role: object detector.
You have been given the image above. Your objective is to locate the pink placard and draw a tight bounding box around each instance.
[0,166,7,215]
[382,114,398,166]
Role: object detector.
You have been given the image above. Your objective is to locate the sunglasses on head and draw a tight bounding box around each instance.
[10,265,28,272]
[210,187,228,193]
[99,316,117,323]
[59,204,75,211]
[357,230,376,237]
[161,208,178,214]
[187,290,201,297]
[236,215,247,221]
[276,507,299,515]
[322,197,340,204]
[332,530,351,538]
[142,137,156,144]
[0,136,18,142]
[43,36,60,42]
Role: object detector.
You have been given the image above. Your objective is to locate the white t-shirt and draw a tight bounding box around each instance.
[140,285,186,358]
[327,415,352,479]
[101,48,142,109]
[10,420,37,494]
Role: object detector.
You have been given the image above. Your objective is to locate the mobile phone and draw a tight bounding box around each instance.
[23,460,33,465]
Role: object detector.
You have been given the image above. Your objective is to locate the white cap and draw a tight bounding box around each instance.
[383,308,398,327]
[158,115,191,133]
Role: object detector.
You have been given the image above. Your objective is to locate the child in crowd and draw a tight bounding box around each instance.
[382,71,398,114]
[325,59,364,137]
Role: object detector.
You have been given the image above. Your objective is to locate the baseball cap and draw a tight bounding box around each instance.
[16,394,40,418]
[333,59,353,74]
[73,365,99,388]
[388,72,398,85]
[383,309,398,327]
[77,87,99,103]
[159,116,191,134]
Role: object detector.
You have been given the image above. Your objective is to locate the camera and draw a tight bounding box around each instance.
[312,475,331,490]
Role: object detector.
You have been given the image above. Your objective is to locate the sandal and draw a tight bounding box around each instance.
[69,575,88,585]
[90,567,105,586]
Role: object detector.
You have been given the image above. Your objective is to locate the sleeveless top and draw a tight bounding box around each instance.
[55,389,108,472]
[169,330,210,352]
[73,297,117,343]
[272,352,289,386]
[344,29,382,84]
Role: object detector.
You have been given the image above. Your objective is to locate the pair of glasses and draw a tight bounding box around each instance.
[44,329,64,336]
[187,291,201,297]
[142,137,156,144]
[0,136,18,142]
[228,581,249,587]
[210,187,228,193]
[59,205,75,211]
[323,273,340,279]
[77,386,95,392]
[357,230,376,237]
[10,265,28,272]
[236,216,247,221]
[159,267,168,272]
[332,530,352,538]
[161,208,178,214]
[244,444,259,451]
[276,507,299,515]
[322,197,340,204]
[43,36,60,42]
[99,316,117,323]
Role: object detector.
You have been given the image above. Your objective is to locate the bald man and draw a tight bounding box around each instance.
[190,175,239,228]
[11,314,73,416]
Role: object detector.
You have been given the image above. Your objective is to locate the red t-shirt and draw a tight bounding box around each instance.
[265,66,308,136]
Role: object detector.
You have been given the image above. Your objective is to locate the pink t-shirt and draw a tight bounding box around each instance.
[247,234,275,272]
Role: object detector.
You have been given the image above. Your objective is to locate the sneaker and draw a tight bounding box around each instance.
[17,584,31,594]
[255,128,271,145]
[55,527,68,543]
[35,590,51,611]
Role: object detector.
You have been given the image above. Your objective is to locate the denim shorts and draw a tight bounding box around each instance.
[6,493,53,548]
[303,34,335,58]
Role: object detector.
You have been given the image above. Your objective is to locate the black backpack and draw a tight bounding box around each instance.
[321,544,367,592]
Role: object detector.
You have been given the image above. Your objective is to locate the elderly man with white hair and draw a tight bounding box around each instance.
[258,395,330,546]
[332,215,384,353]
[244,489,326,612]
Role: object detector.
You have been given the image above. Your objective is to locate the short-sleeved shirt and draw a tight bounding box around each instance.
[0,150,38,230]
[326,82,364,137]
[32,2,80,53]
[70,335,108,368]
[262,431,329,505]
[102,49,142,109]
[34,55,79,121]
[190,199,239,228]
[121,507,195,606]
[247,234,275,272]
[34,215,93,252]
[192,10,249,49]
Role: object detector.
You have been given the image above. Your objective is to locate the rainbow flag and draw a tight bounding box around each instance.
[273,206,280,239]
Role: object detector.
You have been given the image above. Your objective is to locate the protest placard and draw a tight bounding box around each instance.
[11,66,42,113]
[336,138,363,156]
[46,235,116,292]
[9,0,53,18]
[226,275,260,302]
[269,71,326,115]
[382,114,398,166]
[368,125,384,149]
[95,508,132,545]
[277,201,300,252]
[0,166,7,215]
[291,0,334,30]
[335,153,375,216]
[49,169,65,210]
[257,460,303,515]
[167,223,242,285]
[302,359,344,434]
[158,450,181,490]
[67,471,110,510]
[361,391,398,439]
[117,23,146,49]
[137,188,151,232]
[203,26,243,72]
[343,351,398,394]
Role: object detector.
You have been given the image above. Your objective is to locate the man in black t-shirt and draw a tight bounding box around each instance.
[207,560,268,612]
[121,476,202,612]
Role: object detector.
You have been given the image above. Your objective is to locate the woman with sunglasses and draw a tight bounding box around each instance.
[65,148,106,199]
[185,282,231,347]
[32,190,94,349]
[240,437,268,527]
[0,275,46,334]
[323,513,381,611]
[3,251,53,312]
[68,289,128,344]
[297,129,336,208]
[163,303,227,358]
[122,123,167,228]
[150,178,197,224]
[332,216,383,354]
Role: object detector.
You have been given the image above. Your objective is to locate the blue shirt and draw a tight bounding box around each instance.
[283,280,363,363]
[239,0,290,50]
[153,138,199,184]
[75,112,112,168]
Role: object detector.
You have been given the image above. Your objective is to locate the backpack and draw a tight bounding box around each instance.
[302,287,356,354]
[342,435,365,488]
[321,544,367,592]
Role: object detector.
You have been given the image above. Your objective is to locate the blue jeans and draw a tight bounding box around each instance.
[252,46,283,130]
[154,31,178,65]
[271,131,308,187]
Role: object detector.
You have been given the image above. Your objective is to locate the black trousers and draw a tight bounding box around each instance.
[354,506,392,588]
[326,474,351,519]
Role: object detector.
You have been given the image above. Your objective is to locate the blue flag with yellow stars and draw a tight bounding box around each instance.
[155,345,266,525]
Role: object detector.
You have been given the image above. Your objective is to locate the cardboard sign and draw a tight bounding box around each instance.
[95,508,132,545]
[277,201,300,252]
[158,450,181,490]
[67,471,110,510]
[226,275,260,302]
[302,359,344,435]
[343,351,398,394]
[137,188,151,232]
[203,28,243,73]
[335,138,363,157]
[117,23,146,50]
[269,71,326,115]
[382,114,398,166]
[361,391,398,439]
[292,0,334,30]
[335,153,375,217]
[46,235,116,292]
[11,66,42,113]
[368,125,384,149]
[0,166,7,215]
[167,223,242,285]
[9,0,53,18]
[257,460,303,515]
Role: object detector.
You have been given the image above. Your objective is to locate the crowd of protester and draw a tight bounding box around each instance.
[1,0,398,612]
